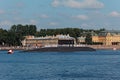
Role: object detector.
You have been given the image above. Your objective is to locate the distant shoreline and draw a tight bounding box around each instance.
[88,45,120,50]
[0,47,25,50]
[0,45,120,51]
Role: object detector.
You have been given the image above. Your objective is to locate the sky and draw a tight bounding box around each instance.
[0,0,120,30]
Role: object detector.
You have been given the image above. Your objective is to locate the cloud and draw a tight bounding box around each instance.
[40,14,49,18]
[48,22,58,26]
[0,20,13,29]
[29,19,38,25]
[15,2,25,8]
[109,11,120,17]
[0,10,5,14]
[52,0,60,7]
[80,23,104,29]
[52,0,104,9]
[73,15,88,20]
[0,20,12,26]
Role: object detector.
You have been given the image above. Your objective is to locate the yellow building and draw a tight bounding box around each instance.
[92,31,120,45]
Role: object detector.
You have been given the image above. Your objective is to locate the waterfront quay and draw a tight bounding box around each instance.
[88,45,120,50]
[0,46,25,50]
[0,45,120,51]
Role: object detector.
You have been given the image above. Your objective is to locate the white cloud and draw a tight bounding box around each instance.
[80,23,101,29]
[52,0,60,7]
[0,20,13,29]
[15,2,25,8]
[0,10,5,14]
[13,17,22,21]
[40,14,49,18]
[49,22,58,26]
[73,15,88,20]
[109,11,120,17]
[0,20,12,26]
[52,0,104,9]
[29,19,38,25]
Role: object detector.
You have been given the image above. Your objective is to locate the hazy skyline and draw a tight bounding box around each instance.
[0,0,120,30]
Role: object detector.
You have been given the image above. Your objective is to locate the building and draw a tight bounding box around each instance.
[92,31,120,45]
[77,36,86,44]
[22,34,76,47]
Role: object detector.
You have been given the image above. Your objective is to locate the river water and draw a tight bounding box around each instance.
[0,50,120,80]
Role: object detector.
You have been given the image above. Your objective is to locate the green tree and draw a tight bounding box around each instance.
[28,25,37,35]
[0,28,8,46]
[85,33,92,45]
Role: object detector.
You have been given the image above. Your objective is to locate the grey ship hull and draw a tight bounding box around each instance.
[24,47,96,52]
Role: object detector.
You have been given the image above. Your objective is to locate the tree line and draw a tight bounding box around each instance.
[0,24,105,46]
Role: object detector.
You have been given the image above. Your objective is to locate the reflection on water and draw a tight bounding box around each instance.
[0,50,120,80]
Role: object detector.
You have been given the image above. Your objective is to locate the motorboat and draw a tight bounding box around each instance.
[8,49,14,54]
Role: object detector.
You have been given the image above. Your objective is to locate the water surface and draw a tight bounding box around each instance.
[0,50,120,80]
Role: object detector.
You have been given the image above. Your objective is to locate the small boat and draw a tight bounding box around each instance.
[113,48,117,51]
[8,49,14,54]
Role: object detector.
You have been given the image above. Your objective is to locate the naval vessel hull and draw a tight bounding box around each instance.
[24,47,96,52]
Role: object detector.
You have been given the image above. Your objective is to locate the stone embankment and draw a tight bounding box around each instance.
[0,45,120,51]
[0,47,25,50]
[88,45,120,50]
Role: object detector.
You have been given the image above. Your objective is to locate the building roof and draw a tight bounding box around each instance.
[98,30,120,36]
[56,34,74,40]
[26,34,75,40]
[101,30,120,33]
[77,36,86,40]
